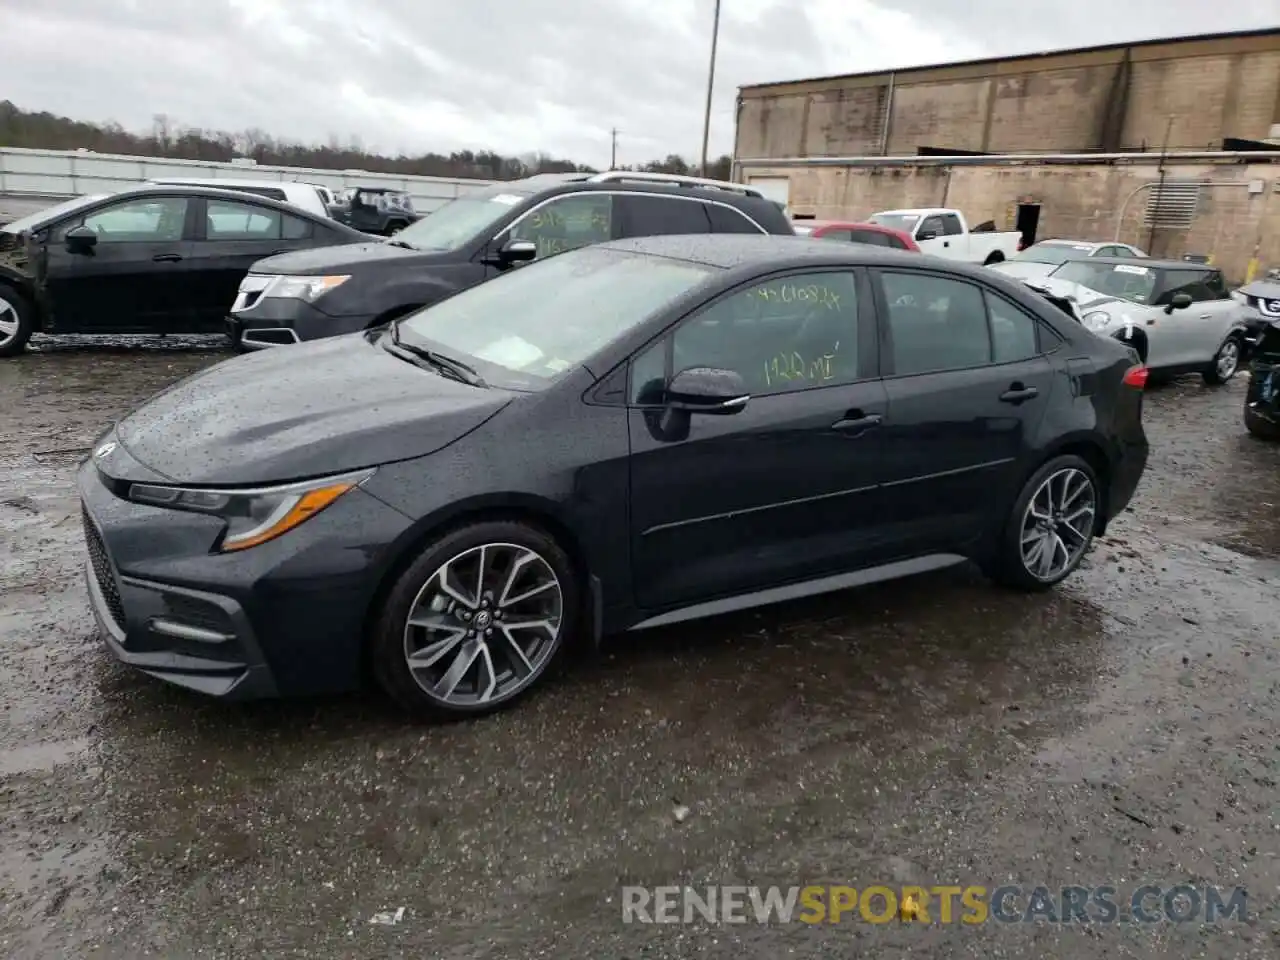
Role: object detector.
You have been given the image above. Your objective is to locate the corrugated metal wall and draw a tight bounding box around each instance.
[0,146,496,220]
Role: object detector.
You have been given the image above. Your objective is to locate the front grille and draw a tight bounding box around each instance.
[82,508,125,631]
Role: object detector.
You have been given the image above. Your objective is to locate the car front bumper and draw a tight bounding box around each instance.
[77,456,414,700]
[226,297,377,350]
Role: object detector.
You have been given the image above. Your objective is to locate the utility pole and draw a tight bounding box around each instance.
[610,127,618,169]
[699,0,722,176]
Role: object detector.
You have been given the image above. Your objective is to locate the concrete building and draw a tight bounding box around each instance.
[732,29,1280,280]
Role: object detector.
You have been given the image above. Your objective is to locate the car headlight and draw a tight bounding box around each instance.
[262,274,351,303]
[127,468,374,552]
[1082,311,1113,330]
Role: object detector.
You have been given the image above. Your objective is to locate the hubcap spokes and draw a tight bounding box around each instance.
[403,543,563,706]
[0,298,18,344]
[1019,468,1096,582]
[1218,342,1239,379]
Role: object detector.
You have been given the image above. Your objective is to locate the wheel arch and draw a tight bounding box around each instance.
[359,494,601,677]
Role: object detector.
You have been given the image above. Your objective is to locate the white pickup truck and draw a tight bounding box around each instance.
[867,208,1022,265]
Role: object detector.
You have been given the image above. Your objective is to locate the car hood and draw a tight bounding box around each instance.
[1033,278,1145,315]
[991,261,1056,280]
[252,240,446,276]
[112,334,514,486]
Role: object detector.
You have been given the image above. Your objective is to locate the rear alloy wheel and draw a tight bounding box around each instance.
[372,522,578,717]
[992,455,1099,591]
[0,285,34,358]
[1203,336,1241,385]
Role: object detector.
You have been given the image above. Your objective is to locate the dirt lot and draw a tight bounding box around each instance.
[2,335,1279,959]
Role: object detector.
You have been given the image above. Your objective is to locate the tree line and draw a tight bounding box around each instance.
[0,100,734,182]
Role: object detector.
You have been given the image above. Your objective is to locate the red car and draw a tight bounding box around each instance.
[792,219,920,252]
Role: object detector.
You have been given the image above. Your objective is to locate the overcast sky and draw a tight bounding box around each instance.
[1,0,1277,167]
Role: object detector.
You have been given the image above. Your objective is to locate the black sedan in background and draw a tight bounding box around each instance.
[0,185,369,356]
[79,236,1149,719]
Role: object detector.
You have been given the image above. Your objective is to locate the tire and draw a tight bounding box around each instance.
[989,454,1101,592]
[1244,405,1280,441]
[0,283,34,358]
[1203,334,1242,385]
[984,252,1005,266]
[386,220,408,235]
[369,521,580,719]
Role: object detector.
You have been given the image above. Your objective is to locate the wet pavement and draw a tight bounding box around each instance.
[2,335,1280,959]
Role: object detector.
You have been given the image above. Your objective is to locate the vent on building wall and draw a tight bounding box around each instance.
[1142,180,1204,229]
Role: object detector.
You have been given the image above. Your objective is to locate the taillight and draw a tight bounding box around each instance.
[1122,365,1148,389]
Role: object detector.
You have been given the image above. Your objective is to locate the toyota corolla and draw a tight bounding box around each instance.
[80,235,1148,718]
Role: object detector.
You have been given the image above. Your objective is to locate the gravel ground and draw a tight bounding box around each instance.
[1,335,1279,959]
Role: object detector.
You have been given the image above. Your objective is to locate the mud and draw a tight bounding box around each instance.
[2,337,1279,959]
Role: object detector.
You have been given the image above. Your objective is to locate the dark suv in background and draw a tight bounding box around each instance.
[226,171,796,349]
[327,187,421,236]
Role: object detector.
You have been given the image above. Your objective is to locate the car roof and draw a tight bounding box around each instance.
[87,184,335,216]
[149,177,311,190]
[1080,255,1217,270]
[595,233,962,272]
[468,174,772,209]
[799,220,902,231]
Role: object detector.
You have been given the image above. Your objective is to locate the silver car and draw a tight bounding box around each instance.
[989,239,1147,282]
[1038,257,1248,385]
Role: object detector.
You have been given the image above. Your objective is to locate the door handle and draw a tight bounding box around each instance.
[999,384,1039,404]
[942,240,950,248]
[1198,314,1212,320]
[831,411,882,434]
[152,253,183,262]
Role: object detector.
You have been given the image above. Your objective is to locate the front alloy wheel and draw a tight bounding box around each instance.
[0,286,34,357]
[403,543,563,707]
[1204,337,1241,385]
[372,521,578,718]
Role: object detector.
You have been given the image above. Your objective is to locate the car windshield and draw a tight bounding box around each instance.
[867,213,920,233]
[1,194,109,234]
[1049,260,1158,304]
[1014,242,1095,264]
[392,192,529,251]
[397,246,713,389]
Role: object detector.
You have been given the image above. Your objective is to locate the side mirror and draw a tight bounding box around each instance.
[65,225,98,252]
[501,238,537,264]
[1166,292,1193,314]
[485,238,537,267]
[916,230,938,242]
[666,366,749,414]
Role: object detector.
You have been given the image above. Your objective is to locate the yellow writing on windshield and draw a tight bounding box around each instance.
[524,207,610,232]
[763,342,840,388]
[747,283,842,311]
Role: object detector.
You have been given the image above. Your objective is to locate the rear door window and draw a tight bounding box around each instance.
[939,213,965,236]
[847,229,895,248]
[707,205,763,234]
[879,272,992,375]
[618,195,712,237]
